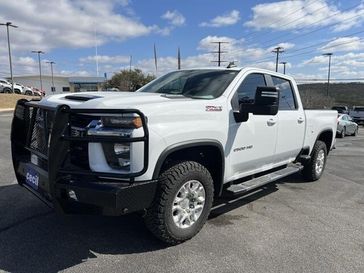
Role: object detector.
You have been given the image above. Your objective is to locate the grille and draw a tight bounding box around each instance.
[29,108,54,155]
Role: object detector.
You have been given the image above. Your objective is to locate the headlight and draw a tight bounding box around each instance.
[101,115,143,129]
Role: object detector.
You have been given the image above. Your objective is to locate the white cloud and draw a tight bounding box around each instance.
[80,55,131,64]
[158,10,186,36]
[200,10,240,27]
[245,0,364,32]
[161,10,186,26]
[136,35,288,75]
[0,0,154,53]
[300,52,364,78]
[319,37,364,52]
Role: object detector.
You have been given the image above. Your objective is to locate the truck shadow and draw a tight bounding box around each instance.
[0,173,306,273]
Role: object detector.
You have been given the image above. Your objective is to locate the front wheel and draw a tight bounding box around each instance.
[302,140,327,181]
[339,127,346,138]
[145,161,214,245]
[352,127,358,136]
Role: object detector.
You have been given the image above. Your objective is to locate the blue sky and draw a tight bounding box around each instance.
[0,0,364,82]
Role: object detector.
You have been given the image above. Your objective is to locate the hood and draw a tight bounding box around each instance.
[38,91,201,113]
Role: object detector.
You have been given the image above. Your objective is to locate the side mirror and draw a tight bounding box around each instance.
[252,86,279,115]
[235,86,279,122]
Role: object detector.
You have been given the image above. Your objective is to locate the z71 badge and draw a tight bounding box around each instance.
[205,106,222,112]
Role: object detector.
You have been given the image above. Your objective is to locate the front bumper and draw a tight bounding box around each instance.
[11,99,156,215]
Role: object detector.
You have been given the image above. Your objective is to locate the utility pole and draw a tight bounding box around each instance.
[46,61,55,92]
[272,46,284,72]
[177,47,181,70]
[211,41,228,67]
[31,51,45,91]
[0,22,18,93]
[280,61,287,74]
[323,53,333,96]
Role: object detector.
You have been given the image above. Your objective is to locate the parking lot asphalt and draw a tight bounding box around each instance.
[0,112,363,273]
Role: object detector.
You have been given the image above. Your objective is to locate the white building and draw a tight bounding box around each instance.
[11,75,105,95]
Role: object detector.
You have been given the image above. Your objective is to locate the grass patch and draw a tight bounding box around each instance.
[0,94,38,109]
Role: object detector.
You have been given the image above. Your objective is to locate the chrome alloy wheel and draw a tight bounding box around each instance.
[172,180,206,229]
[315,150,325,175]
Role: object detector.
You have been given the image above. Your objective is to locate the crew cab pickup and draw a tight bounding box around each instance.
[11,67,337,244]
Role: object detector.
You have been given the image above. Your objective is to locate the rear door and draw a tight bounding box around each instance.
[270,76,305,163]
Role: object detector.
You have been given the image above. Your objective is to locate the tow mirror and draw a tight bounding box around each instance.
[235,86,279,122]
[252,86,279,115]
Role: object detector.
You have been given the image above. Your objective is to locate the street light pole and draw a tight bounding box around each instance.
[0,22,18,93]
[31,50,45,91]
[323,53,333,96]
[46,61,55,92]
[280,61,287,74]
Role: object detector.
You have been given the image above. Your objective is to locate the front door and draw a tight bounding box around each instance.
[227,73,278,181]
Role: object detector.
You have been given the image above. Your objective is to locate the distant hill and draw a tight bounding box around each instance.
[298,83,364,106]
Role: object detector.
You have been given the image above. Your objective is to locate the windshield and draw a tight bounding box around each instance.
[138,69,239,99]
[354,107,364,111]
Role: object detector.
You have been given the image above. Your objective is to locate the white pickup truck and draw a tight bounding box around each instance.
[11,67,337,244]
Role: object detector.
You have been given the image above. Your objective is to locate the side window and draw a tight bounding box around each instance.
[236,73,266,103]
[271,76,297,110]
[342,115,348,121]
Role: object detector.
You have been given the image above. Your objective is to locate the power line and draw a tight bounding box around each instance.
[210,41,229,67]
[263,8,364,50]
[260,2,363,47]
[244,0,321,42]
[251,34,364,65]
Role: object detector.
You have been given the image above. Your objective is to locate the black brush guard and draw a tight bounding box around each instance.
[11,99,157,215]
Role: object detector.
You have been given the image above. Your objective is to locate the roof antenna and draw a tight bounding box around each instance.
[227,61,237,68]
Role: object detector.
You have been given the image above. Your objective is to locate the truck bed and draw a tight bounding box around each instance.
[303,110,337,152]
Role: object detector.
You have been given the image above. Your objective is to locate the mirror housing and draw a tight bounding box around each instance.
[234,86,279,122]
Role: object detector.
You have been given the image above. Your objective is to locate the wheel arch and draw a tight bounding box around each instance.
[152,140,225,196]
[316,129,334,154]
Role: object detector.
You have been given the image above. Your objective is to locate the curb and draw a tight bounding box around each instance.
[0,108,14,114]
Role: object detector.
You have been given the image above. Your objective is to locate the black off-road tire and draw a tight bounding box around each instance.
[302,140,327,181]
[144,161,214,245]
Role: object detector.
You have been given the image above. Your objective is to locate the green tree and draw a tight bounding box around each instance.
[104,69,155,91]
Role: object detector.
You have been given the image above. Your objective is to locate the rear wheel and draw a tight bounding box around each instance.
[145,161,214,245]
[302,140,327,181]
[25,90,33,96]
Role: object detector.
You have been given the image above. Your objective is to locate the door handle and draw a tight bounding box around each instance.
[297,117,304,124]
[267,118,276,126]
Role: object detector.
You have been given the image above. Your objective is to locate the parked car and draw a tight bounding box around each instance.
[336,114,358,138]
[0,79,12,93]
[31,87,45,96]
[332,105,349,114]
[11,67,337,244]
[10,82,24,94]
[24,86,34,96]
[349,106,364,125]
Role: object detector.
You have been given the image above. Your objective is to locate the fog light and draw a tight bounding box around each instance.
[118,158,130,167]
[68,190,78,201]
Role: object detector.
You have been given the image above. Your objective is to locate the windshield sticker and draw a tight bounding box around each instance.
[206,106,222,112]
